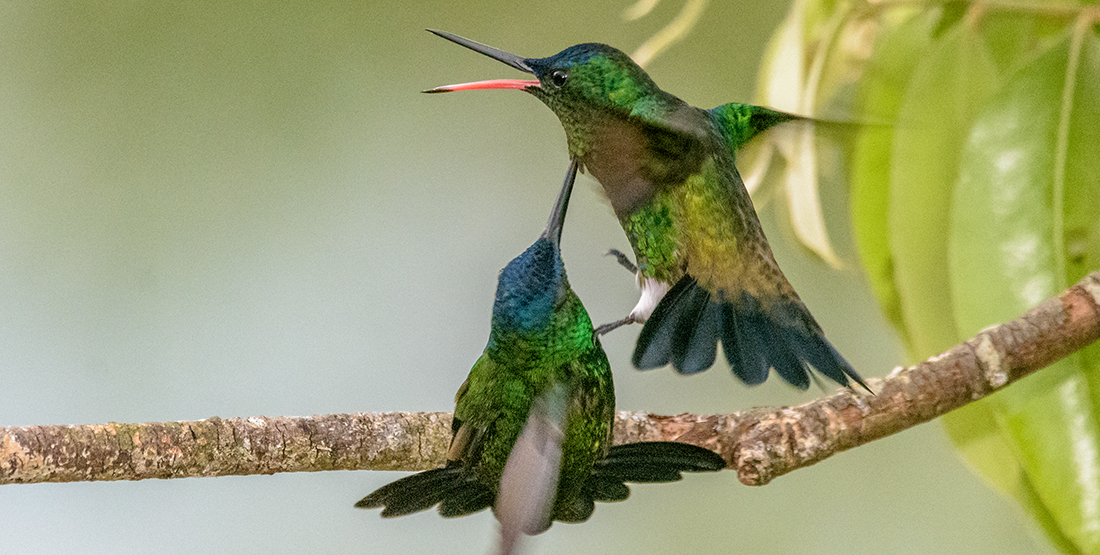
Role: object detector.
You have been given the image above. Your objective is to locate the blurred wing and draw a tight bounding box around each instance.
[495,382,571,555]
[588,102,711,217]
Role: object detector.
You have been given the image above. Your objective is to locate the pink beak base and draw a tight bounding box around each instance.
[423,79,541,93]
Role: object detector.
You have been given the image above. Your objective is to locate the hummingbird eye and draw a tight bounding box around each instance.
[549,70,568,88]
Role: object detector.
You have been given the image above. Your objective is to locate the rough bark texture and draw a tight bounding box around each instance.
[3,271,1099,487]
[734,268,1100,484]
[0,412,454,483]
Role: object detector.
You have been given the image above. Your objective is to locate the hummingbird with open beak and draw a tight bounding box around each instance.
[424,31,868,391]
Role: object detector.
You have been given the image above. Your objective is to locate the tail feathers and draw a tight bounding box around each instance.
[670,283,721,374]
[586,477,631,503]
[718,301,767,385]
[735,292,870,391]
[633,275,869,391]
[438,481,495,518]
[633,276,701,372]
[585,441,725,502]
[723,295,812,388]
[355,466,492,518]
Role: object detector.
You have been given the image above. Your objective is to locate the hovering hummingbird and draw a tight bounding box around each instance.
[356,162,725,555]
[424,30,868,391]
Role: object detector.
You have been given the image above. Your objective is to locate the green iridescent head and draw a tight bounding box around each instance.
[424,31,660,121]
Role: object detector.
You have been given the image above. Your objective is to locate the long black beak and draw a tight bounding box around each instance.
[542,160,579,247]
[427,30,534,73]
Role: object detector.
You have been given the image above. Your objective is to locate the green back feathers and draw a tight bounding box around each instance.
[708,102,804,152]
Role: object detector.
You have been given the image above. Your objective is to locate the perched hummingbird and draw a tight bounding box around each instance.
[356,162,725,555]
[424,30,868,391]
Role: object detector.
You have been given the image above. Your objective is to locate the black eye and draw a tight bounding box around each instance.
[550,70,568,87]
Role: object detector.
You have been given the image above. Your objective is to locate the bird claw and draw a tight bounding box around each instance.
[605,249,638,274]
[593,315,637,340]
[594,250,641,342]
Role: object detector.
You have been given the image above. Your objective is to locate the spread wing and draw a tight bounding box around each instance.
[584,99,712,217]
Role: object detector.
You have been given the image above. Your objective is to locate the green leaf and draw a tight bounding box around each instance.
[980,12,1045,72]
[1064,32,1100,460]
[1002,366,1100,554]
[888,20,1001,357]
[849,9,937,346]
[942,401,1080,554]
[947,30,1100,554]
[940,401,1027,499]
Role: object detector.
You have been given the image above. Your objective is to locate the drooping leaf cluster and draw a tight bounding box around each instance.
[755,1,1100,552]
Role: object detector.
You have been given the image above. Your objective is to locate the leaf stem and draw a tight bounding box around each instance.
[1052,14,1091,288]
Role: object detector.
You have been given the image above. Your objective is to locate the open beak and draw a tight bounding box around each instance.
[424,30,541,93]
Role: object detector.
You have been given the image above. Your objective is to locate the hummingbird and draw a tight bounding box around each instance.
[424,30,868,391]
[356,162,726,555]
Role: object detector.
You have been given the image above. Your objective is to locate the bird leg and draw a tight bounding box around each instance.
[592,249,643,339]
[593,315,636,338]
[605,248,638,274]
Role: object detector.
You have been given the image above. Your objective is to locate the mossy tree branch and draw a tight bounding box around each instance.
[3,270,1099,487]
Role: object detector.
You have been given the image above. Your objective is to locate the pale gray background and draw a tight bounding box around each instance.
[1,1,1052,553]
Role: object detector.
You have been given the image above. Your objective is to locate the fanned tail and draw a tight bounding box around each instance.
[354,465,492,518]
[633,275,870,391]
[586,441,725,502]
[356,441,724,532]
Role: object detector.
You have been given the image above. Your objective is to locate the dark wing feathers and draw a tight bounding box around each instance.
[595,441,726,478]
[669,285,720,375]
[585,441,725,502]
[355,467,491,517]
[633,276,694,370]
[585,477,632,503]
[356,441,723,520]
[635,275,869,391]
[357,415,495,518]
[437,481,495,518]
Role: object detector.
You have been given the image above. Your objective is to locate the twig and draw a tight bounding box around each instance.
[3,271,1099,487]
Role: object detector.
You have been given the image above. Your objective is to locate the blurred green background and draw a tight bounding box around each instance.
[0,1,1056,553]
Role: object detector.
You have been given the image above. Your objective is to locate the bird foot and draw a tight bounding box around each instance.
[593,315,637,339]
[605,249,638,274]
